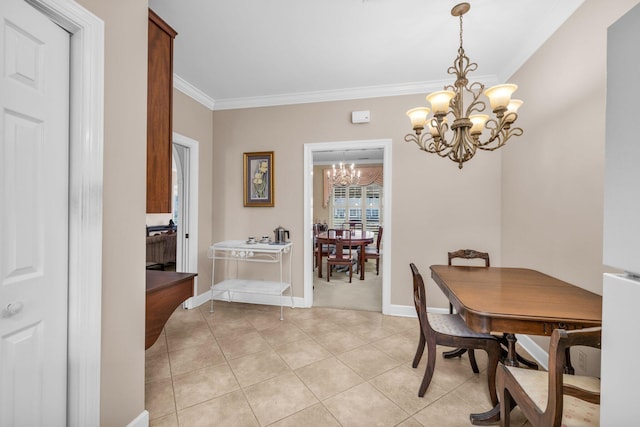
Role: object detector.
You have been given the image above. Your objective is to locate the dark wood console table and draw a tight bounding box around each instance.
[146,270,197,349]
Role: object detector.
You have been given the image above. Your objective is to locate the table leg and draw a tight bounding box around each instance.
[504,333,519,367]
[317,249,323,278]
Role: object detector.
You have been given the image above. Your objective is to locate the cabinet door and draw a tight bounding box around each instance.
[147,9,177,213]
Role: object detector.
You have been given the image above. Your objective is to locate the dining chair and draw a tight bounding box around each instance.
[359,226,382,275]
[348,221,363,231]
[442,249,491,372]
[313,223,330,270]
[497,327,601,427]
[327,229,354,283]
[410,263,500,403]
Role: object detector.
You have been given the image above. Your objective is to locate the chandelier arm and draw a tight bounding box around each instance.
[465,82,486,117]
[476,116,523,151]
[405,132,439,154]
[477,126,524,152]
[429,120,455,154]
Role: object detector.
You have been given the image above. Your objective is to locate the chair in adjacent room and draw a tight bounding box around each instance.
[327,229,354,283]
[313,223,329,270]
[410,263,500,402]
[347,221,363,231]
[359,225,382,276]
[497,327,601,427]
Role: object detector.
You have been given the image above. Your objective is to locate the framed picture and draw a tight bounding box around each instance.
[243,151,274,207]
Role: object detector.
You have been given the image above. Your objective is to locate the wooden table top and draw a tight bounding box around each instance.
[146,270,197,294]
[430,265,602,336]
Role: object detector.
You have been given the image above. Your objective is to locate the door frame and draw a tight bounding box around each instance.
[26,0,104,425]
[303,139,392,313]
[172,132,200,306]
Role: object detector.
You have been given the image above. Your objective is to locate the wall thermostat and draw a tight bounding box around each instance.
[351,110,370,123]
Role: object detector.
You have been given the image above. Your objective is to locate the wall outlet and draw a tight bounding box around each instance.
[578,350,587,371]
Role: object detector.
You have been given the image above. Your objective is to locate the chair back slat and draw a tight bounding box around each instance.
[448,249,490,267]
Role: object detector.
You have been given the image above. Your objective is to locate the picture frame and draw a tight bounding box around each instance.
[243,151,275,207]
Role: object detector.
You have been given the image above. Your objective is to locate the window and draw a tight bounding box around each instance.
[330,183,382,232]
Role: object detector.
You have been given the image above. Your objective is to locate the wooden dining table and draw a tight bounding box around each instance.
[430,265,602,425]
[316,230,374,280]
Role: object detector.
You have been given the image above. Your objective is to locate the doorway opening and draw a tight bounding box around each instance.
[303,139,392,313]
[172,132,199,306]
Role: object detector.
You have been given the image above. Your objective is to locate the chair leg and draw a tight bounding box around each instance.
[468,349,480,374]
[564,347,575,374]
[485,344,500,407]
[418,337,437,397]
[376,258,379,275]
[412,330,426,368]
[500,386,512,427]
[348,263,352,283]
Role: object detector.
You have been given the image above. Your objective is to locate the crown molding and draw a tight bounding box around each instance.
[174,74,500,111]
[173,74,215,110]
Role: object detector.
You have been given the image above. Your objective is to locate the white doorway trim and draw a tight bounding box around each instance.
[26,0,104,425]
[303,139,393,313]
[172,132,200,307]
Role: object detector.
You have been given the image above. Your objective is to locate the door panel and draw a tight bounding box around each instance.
[0,0,70,425]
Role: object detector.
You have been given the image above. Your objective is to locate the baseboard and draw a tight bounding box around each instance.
[183,289,211,309]
[127,410,148,427]
[184,289,305,310]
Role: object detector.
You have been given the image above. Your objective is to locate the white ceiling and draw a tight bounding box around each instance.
[148,0,583,110]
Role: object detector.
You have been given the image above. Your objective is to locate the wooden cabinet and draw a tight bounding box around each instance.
[147,9,177,213]
[146,271,196,349]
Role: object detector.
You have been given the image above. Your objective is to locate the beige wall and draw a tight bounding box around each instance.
[173,89,214,296]
[75,0,148,425]
[502,0,639,351]
[211,96,502,308]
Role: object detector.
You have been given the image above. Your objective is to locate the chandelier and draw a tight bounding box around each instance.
[405,2,523,169]
[327,162,361,187]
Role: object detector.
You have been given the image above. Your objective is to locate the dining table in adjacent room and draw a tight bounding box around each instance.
[316,229,374,280]
[429,265,602,425]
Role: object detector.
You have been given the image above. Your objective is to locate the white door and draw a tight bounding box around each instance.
[173,144,189,271]
[0,0,70,425]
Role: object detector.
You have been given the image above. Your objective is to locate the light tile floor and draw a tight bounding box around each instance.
[146,302,532,426]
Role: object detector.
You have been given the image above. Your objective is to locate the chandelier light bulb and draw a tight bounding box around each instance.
[505,99,523,123]
[426,90,455,115]
[406,107,430,130]
[484,84,518,111]
[469,114,489,135]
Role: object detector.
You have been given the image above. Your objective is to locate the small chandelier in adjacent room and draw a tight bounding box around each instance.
[405,2,524,169]
[327,162,361,186]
